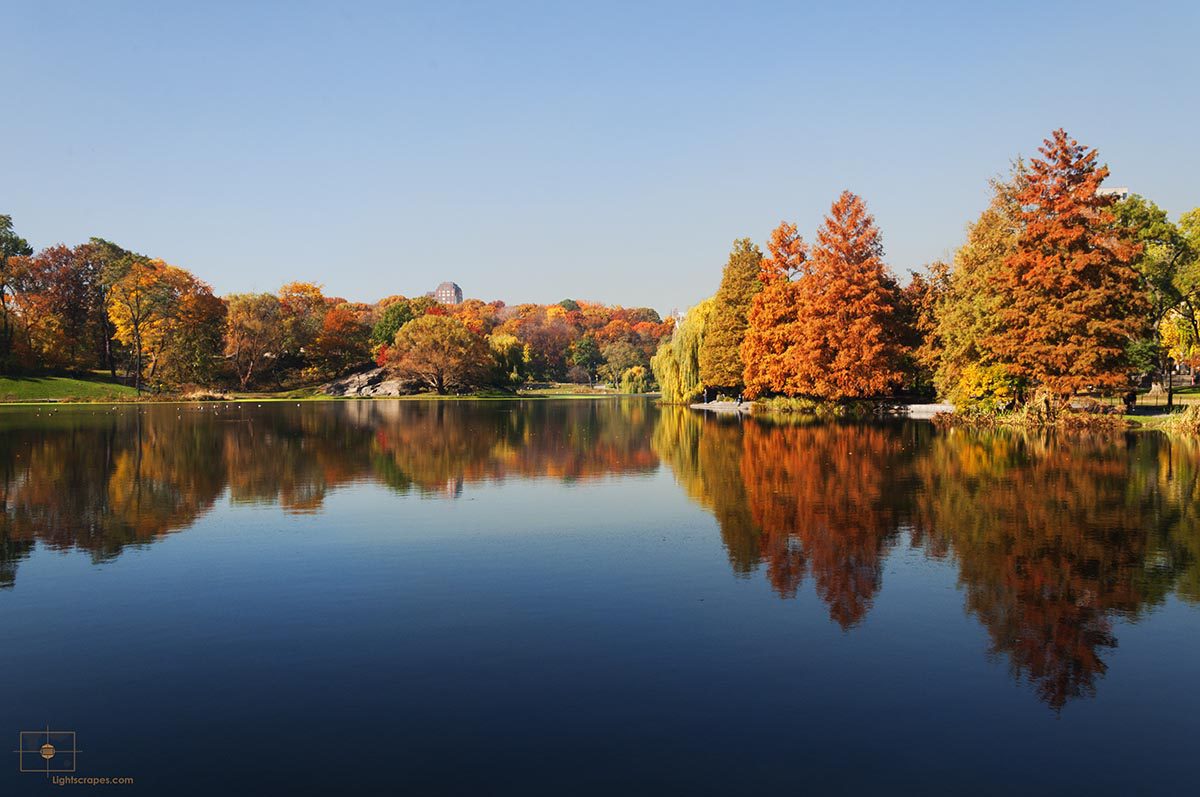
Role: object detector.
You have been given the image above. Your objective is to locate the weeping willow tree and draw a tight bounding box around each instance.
[651,297,714,404]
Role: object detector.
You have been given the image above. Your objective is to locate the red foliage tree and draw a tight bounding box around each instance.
[741,221,808,398]
[309,305,371,378]
[986,129,1146,397]
[763,192,905,399]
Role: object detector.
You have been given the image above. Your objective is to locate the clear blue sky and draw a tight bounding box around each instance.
[4,1,1197,314]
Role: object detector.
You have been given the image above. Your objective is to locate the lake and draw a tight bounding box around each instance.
[2,399,1197,794]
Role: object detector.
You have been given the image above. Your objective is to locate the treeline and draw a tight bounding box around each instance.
[0,225,672,393]
[653,129,1200,409]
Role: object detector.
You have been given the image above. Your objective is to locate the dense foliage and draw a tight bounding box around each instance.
[698,239,763,393]
[651,297,714,404]
[4,129,1196,403]
[700,129,1197,409]
[0,224,674,393]
[741,221,809,398]
[986,130,1147,397]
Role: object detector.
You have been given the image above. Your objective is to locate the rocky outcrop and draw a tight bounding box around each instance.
[321,368,417,397]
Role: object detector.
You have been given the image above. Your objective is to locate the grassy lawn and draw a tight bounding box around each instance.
[0,375,140,403]
[0,376,644,405]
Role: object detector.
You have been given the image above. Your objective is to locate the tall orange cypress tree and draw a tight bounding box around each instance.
[987,130,1146,397]
[741,221,808,398]
[783,191,904,399]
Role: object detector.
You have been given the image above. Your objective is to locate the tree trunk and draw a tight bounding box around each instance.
[240,357,254,390]
[133,330,142,393]
[1160,354,1174,409]
[147,342,162,381]
[104,327,117,379]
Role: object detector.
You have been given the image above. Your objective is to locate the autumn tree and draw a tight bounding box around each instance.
[105,257,192,390]
[0,215,33,367]
[619,365,650,394]
[153,275,226,385]
[278,281,327,365]
[897,263,949,395]
[986,130,1147,398]
[741,221,809,398]
[225,293,285,389]
[932,164,1026,401]
[12,246,72,367]
[452,298,501,336]
[487,332,528,386]
[758,193,903,400]
[598,340,645,386]
[494,305,573,379]
[307,305,371,379]
[19,243,119,370]
[651,297,714,404]
[698,238,763,394]
[389,315,491,394]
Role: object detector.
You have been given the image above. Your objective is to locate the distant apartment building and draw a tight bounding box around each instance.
[1098,186,1131,201]
[433,281,463,305]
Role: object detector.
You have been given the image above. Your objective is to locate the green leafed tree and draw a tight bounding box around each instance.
[932,163,1026,400]
[370,299,417,347]
[1112,194,1197,405]
[698,238,763,393]
[567,334,603,377]
[651,297,714,404]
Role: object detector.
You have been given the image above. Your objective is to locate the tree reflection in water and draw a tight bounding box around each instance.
[0,399,657,576]
[2,400,1198,709]
[657,410,1200,709]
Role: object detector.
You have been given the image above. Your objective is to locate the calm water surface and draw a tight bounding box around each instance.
[2,399,1197,794]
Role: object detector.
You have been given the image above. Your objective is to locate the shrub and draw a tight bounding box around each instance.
[1159,405,1200,435]
[752,396,876,420]
[948,363,1019,413]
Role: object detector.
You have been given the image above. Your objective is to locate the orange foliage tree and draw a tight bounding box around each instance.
[986,130,1147,397]
[743,193,904,399]
[787,191,904,399]
[106,258,199,390]
[741,221,808,397]
[307,305,371,379]
[389,314,492,394]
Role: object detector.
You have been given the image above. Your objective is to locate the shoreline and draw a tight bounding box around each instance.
[2,391,1192,434]
[0,391,662,408]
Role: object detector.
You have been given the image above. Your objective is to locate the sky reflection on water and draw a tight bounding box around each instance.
[1,400,1197,794]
